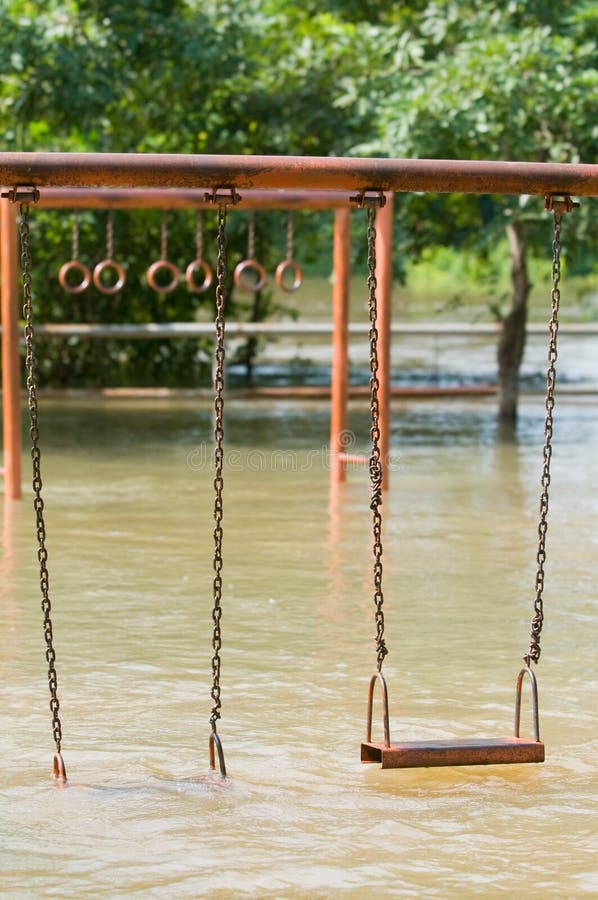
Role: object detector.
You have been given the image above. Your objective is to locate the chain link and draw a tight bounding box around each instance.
[286,211,294,260]
[524,206,564,665]
[106,210,114,259]
[366,206,388,671]
[195,210,204,259]
[160,211,168,260]
[71,213,80,261]
[209,204,227,730]
[19,199,64,753]
[247,211,256,259]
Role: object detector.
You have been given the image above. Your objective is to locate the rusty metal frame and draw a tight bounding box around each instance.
[2,154,597,501]
[0,153,597,195]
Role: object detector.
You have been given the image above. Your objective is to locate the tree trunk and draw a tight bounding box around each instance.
[497,221,532,423]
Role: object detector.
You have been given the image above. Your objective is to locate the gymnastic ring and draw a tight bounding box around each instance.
[275,259,303,293]
[147,259,180,294]
[58,260,91,295]
[233,258,267,293]
[93,259,126,295]
[185,258,213,294]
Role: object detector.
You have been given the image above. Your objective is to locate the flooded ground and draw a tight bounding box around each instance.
[1,390,597,898]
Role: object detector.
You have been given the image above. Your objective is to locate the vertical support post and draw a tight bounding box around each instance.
[375,193,393,490]
[1,197,22,500]
[330,206,351,484]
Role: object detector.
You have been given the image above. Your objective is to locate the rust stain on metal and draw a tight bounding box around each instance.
[0,153,596,196]
[361,737,545,768]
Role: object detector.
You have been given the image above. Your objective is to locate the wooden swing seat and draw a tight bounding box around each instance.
[362,667,544,770]
[361,736,544,769]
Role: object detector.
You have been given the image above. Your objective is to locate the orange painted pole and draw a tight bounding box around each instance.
[1,198,22,500]
[375,194,394,490]
[1,153,597,195]
[330,207,351,484]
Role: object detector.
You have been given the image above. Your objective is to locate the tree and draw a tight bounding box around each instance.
[353,0,598,421]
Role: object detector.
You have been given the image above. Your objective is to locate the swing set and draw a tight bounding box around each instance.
[0,153,596,784]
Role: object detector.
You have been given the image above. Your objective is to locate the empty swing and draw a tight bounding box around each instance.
[8,185,239,783]
[357,191,578,769]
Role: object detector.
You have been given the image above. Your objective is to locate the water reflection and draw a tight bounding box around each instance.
[1,395,597,898]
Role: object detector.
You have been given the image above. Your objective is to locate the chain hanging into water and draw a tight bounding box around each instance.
[16,192,67,782]
[524,196,577,666]
[209,203,228,732]
[366,205,388,672]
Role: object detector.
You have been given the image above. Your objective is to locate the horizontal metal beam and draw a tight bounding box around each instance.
[1,153,597,196]
[37,187,357,210]
[2,321,596,340]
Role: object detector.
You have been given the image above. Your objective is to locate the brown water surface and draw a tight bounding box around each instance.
[1,396,596,898]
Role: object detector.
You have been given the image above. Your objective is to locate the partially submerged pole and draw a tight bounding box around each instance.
[1,198,22,500]
[330,207,351,484]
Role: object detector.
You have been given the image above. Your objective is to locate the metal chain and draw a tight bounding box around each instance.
[366,205,388,671]
[106,210,114,259]
[209,204,227,731]
[19,199,64,754]
[71,213,80,261]
[524,201,571,665]
[247,211,255,259]
[195,210,204,259]
[160,212,168,259]
[286,211,294,260]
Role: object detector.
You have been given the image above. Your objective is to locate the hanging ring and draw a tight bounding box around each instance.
[514,665,541,742]
[186,259,213,294]
[93,259,126,295]
[365,671,391,748]
[275,259,303,293]
[58,260,91,295]
[233,259,267,293]
[147,259,180,294]
[209,730,227,779]
[53,752,67,784]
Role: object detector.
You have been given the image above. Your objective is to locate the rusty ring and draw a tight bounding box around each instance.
[58,260,91,295]
[233,258,267,293]
[275,259,303,293]
[92,259,126,295]
[185,258,213,294]
[147,259,180,294]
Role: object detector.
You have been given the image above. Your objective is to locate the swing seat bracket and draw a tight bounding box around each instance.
[361,667,544,769]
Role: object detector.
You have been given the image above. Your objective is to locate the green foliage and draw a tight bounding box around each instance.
[0,0,596,386]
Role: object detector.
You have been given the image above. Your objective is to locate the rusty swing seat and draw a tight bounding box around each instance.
[355,195,577,773]
[361,668,544,769]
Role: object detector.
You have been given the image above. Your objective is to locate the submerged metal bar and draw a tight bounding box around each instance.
[1,153,597,195]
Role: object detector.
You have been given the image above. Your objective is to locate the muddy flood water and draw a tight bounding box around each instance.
[1,394,597,898]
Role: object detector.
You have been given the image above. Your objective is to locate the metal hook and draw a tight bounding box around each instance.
[514,665,541,742]
[209,730,227,779]
[544,194,579,214]
[365,671,391,748]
